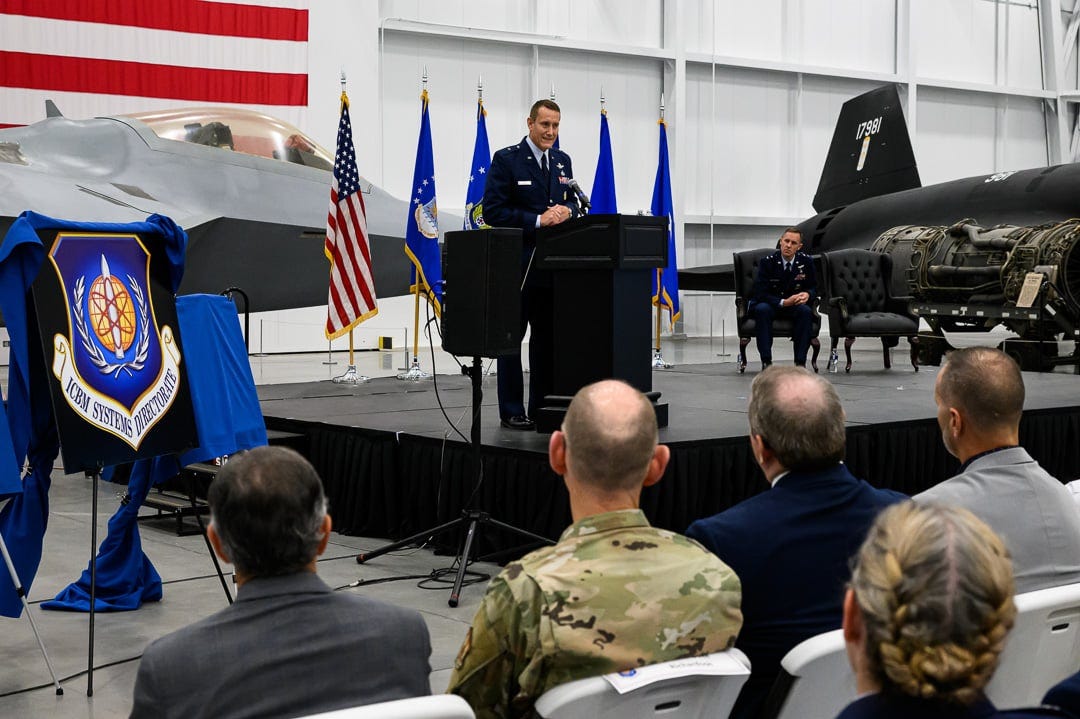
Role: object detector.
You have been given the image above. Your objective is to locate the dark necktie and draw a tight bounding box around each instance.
[541,153,549,180]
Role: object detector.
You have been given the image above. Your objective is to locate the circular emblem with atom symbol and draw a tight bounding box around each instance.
[88,276,136,354]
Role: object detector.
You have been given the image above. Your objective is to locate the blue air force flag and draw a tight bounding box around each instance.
[464,98,491,230]
[650,119,681,328]
[591,109,618,214]
[404,89,443,313]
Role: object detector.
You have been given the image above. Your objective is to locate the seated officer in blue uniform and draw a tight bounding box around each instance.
[750,227,816,369]
[483,99,580,430]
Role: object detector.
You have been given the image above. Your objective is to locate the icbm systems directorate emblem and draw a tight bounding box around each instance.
[47,234,182,449]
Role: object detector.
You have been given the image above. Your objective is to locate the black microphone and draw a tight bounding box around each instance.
[567,178,591,214]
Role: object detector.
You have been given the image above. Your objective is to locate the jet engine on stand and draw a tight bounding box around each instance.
[870,219,1080,371]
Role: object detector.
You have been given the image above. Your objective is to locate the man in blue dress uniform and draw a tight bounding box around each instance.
[483,99,581,430]
[750,227,816,368]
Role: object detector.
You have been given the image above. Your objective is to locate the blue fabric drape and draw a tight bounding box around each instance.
[175,295,268,466]
[45,294,268,612]
[0,434,57,618]
[42,457,166,611]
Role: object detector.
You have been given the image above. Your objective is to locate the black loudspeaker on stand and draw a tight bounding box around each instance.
[440,226,522,358]
[355,229,554,607]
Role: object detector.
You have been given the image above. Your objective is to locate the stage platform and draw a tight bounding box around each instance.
[259,362,1080,550]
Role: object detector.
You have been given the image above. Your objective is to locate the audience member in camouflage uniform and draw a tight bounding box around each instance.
[446,379,743,719]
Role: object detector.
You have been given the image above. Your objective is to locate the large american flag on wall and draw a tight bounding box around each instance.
[0,0,309,129]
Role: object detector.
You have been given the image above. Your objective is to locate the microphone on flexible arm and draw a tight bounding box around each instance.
[566,178,591,215]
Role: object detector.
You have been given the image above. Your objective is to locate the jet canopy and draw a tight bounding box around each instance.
[123,107,333,171]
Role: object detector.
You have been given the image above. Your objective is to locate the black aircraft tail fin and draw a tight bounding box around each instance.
[812,84,920,213]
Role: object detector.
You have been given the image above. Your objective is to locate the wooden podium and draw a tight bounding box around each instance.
[533,213,669,431]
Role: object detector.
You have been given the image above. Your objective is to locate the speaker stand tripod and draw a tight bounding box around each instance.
[356,356,553,607]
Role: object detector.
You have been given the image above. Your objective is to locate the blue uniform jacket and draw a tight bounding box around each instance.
[483,137,579,248]
[1045,671,1080,717]
[751,249,817,308]
[837,693,1069,719]
[685,463,905,718]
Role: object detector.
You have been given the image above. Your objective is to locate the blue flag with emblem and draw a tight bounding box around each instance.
[464,98,490,230]
[651,118,680,328]
[404,89,442,313]
[591,109,617,214]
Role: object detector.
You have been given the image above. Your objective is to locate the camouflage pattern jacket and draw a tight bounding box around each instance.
[446,509,743,719]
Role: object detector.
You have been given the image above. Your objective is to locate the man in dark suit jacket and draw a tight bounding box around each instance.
[750,227,816,368]
[129,446,431,719]
[686,367,905,719]
[483,99,580,430]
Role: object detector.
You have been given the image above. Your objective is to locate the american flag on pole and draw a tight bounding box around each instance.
[324,92,377,339]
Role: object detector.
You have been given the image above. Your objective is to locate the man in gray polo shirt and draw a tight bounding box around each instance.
[917,347,1080,593]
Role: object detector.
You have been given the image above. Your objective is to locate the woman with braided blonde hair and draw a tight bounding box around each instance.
[837,502,1068,719]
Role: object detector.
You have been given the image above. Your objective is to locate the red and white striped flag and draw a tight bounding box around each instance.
[0,0,309,129]
[325,92,377,339]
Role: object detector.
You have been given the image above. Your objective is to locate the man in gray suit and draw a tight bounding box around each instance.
[130,446,431,719]
[917,347,1080,593]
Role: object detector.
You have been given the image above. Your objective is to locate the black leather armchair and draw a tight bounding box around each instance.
[820,249,919,372]
[733,248,822,373]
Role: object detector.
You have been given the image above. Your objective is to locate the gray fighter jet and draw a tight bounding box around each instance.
[0,105,436,312]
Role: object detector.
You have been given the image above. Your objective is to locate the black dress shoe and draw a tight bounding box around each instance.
[500,415,535,430]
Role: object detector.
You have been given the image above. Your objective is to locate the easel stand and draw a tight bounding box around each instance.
[0,531,63,694]
[188,486,233,605]
[85,466,100,696]
[357,357,552,607]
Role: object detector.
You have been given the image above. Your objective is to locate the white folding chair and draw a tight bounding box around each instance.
[987,581,1080,709]
[533,649,751,719]
[768,629,856,719]
[297,694,475,719]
